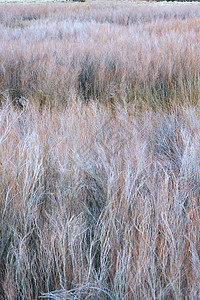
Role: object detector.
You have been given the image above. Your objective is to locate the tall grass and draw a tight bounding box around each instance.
[1,3,200,108]
[0,2,200,299]
[0,100,199,299]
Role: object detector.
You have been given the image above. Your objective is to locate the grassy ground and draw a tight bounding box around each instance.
[0,2,200,299]
[1,2,200,109]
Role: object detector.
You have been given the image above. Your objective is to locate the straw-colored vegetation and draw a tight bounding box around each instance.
[0,2,200,299]
[1,2,200,108]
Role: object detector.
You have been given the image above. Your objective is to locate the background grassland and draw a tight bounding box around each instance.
[1,2,200,108]
[0,2,200,299]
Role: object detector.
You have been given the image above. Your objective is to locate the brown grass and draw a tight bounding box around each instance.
[0,2,200,299]
[0,101,199,299]
[1,2,200,108]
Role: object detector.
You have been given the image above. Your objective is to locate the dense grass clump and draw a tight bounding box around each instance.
[0,2,200,299]
[0,101,199,299]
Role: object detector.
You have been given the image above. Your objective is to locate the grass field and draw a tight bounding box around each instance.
[0,2,200,299]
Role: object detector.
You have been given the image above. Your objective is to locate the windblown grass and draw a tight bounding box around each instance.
[0,2,200,299]
[0,100,199,299]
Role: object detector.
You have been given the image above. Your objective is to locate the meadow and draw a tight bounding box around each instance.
[0,2,200,299]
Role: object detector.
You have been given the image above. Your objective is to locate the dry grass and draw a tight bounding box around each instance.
[1,3,200,108]
[0,2,200,299]
[0,101,199,299]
